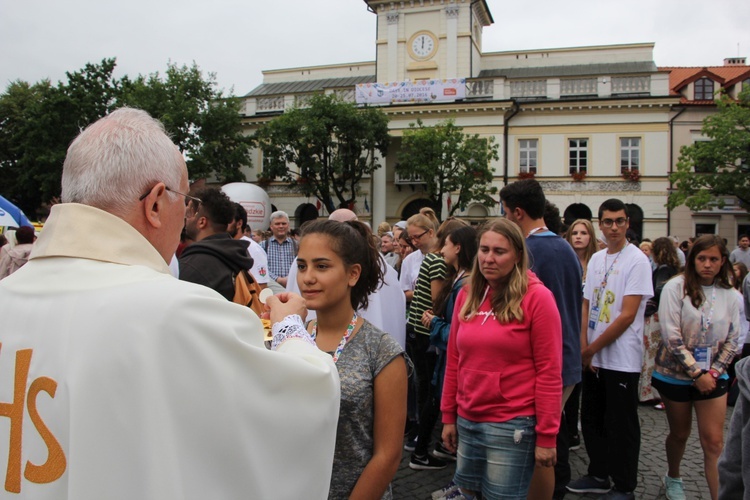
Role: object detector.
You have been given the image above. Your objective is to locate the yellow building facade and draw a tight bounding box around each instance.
[239,0,747,242]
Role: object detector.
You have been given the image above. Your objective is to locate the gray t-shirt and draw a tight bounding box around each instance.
[326,320,404,499]
[730,247,750,268]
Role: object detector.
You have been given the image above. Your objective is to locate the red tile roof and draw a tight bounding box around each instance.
[659,65,750,104]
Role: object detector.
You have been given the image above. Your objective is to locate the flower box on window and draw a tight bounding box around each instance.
[621,169,640,182]
[518,171,536,179]
[571,171,587,182]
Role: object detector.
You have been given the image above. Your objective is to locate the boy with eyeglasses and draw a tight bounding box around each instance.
[567,199,653,500]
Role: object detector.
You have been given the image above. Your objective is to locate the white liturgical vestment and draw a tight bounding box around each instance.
[0,204,340,499]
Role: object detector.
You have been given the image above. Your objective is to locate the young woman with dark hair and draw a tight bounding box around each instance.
[640,237,683,405]
[406,217,467,468]
[394,230,416,277]
[652,235,741,500]
[297,219,407,499]
[421,225,478,496]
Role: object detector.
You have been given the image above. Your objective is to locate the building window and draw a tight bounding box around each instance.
[519,139,538,174]
[569,139,588,174]
[695,223,716,236]
[693,140,713,173]
[694,77,715,100]
[620,138,640,173]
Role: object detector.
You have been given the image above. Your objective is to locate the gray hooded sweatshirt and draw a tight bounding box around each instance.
[719,356,750,499]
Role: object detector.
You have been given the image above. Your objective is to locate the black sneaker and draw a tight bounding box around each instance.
[566,475,611,494]
[409,453,448,470]
[432,441,457,461]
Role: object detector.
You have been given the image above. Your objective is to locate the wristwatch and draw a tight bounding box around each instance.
[708,369,720,379]
[691,370,707,384]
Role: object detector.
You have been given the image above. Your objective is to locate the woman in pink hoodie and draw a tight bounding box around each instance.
[441,218,562,500]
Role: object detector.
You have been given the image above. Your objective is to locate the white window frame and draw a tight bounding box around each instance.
[620,137,641,173]
[568,138,588,174]
[518,139,538,174]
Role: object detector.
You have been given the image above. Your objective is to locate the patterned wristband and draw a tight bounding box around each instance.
[271,314,316,350]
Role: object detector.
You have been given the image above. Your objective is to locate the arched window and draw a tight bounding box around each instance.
[400,199,436,221]
[625,203,644,242]
[563,203,593,227]
[294,203,319,227]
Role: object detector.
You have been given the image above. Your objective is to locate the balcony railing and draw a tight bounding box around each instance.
[248,73,657,117]
[612,76,650,94]
[256,96,285,112]
[510,79,547,99]
[334,88,356,102]
[561,78,597,96]
[395,171,424,184]
[466,79,494,99]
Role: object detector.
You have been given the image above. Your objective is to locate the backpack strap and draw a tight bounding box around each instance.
[233,269,264,316]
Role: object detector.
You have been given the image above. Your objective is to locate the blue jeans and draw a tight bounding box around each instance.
[454,416,536,500]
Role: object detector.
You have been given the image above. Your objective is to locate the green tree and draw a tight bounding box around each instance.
[668,86,750,211]
[0,59,252,216]
[120,62,252,183]
[0,59,122,216]
[254,93,390,212]
[396,119,499,220]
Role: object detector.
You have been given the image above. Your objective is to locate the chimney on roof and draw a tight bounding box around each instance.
[724,57,747,66]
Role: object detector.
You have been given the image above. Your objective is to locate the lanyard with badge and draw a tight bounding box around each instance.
[588,245,627,330]
[693,285,716,371]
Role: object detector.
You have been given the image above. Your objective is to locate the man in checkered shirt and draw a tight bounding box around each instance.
[262,211,297,291]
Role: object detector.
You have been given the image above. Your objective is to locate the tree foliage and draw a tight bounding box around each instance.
[0,58,251,217]
[254,93,390,212]
[668,86,750,211]
[120,62,252,183]
[0,60,122,216]
[396,119,499,220]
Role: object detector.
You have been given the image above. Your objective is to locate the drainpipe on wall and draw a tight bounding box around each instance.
[469,1,476,76]
[503,100,520,187]
[667,106,686,236]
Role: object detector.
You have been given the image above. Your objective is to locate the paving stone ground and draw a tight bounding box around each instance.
[392,403,734,499]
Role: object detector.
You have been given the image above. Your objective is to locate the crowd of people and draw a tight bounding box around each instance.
[2,108,750,500]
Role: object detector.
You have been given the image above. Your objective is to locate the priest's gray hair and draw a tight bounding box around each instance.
[61,107,184,217]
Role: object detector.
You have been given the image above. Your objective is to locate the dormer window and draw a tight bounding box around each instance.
[694,77,714,100]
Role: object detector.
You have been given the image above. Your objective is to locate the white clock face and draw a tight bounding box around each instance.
[411,33,436,59]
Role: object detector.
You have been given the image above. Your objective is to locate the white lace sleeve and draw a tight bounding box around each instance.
[271,314,316,350]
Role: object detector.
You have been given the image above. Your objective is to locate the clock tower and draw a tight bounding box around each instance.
[365,0,493,83]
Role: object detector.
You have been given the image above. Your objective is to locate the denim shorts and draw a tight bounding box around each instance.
[454,416,536,500]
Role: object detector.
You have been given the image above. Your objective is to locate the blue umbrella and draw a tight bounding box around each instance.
[0,195,33,228]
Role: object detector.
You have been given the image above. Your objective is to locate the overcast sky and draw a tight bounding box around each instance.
[2,0,748,97]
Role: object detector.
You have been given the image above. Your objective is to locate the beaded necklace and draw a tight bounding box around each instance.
[312,313,358,363]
